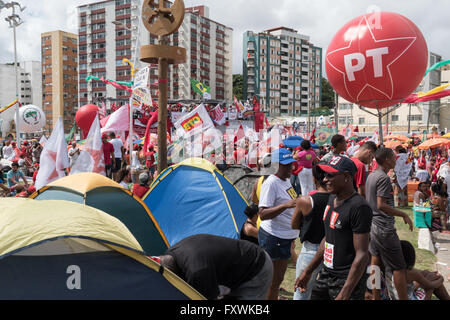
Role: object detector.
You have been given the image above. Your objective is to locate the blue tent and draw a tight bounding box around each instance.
[283,136,319,149]
[143,158,248,247]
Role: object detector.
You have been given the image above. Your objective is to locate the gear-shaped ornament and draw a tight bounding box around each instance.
[142,0,185,36]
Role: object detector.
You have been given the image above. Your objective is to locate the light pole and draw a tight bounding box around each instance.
[112,12,141,159]
[2,1,25,146]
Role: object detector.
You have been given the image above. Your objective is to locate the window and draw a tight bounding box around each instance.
[359,117,365,124]
[408,115,422,122]
[391,115,399,122]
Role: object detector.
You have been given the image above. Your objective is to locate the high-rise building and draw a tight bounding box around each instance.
[41,31,78,132]
[0,61,42,137]
[77,1,233,106]
[0,61,42,108]
[440,65,450,131]
[176,5,233,101]
[243,27,322,117]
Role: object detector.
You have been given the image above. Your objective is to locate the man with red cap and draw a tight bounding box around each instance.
[102,133,115,179]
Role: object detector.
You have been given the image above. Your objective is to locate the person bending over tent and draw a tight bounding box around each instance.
[159,234,273,300]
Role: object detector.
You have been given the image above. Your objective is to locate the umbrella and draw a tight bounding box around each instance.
[418,138,450,150]
[282,138,319,149]
[384,140,403,150]
[383,134,409,142]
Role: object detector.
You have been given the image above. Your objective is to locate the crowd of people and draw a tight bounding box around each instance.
[234,133,450,300]
[0,132,158,199]
[1,130,450,301]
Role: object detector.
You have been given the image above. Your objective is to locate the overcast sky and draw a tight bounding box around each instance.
[0,0,449,76]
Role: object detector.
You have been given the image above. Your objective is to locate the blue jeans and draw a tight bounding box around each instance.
[294,241,322,300]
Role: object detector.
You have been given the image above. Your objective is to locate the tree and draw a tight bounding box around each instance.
[321,77,335,109]
[233,74,243,100]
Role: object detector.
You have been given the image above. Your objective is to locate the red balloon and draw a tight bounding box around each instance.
[75,104,99,138]
[326,12,428,109]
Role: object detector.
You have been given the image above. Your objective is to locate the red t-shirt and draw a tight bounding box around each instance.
[351,157,366,188]
[102,142,115,165]
[145,152,155,168]
[132,184,150,198]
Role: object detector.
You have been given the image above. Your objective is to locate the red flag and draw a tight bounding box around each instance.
[252,96,260,113]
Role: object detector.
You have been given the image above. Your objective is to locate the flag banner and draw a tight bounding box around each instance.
[0,99,18,114]
[35,118,70,190]
[394,153,412,190]
[101,105,130,134]
[132,66,150,90]
[211,105,226,125]
[234,96,245,112]
[228,106,238,120]
[132,87,153,107]
[65,122,77,143]
[190,78,210,96]
[71,115,105,176]
[425,59,450,76]
[99,101,107,119]
[316,127,335,146]
[174,104,214,138]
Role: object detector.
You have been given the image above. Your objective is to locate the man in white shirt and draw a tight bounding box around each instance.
[109,132,124,181]
[258,148,298,300]
[68,141,80,169]
[2,141,14,161]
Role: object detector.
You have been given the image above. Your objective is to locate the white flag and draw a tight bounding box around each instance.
[71,115,105,176]
[101,105,130,133]
[212,105,226,125]
[35,118,70,190]
[174,104,214,139]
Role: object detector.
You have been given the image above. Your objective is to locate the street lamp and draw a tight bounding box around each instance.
[2,1,25,147]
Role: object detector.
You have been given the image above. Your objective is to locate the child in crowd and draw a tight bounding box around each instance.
[431,181,449,232]
[385,240,449,300]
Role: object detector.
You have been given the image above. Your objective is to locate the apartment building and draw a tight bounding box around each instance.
[77,1,233,106]
[0,61,42,137]
[243,27,322,117]
[41,31,78,132]
[176,5,233,101]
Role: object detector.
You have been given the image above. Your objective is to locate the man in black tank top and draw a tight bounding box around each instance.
[295,156,373,300]
[292,164,330,300]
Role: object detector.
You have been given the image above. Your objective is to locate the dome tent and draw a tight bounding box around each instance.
[0,198,204,300]
[143,158,248,247]
[30,172,169,256]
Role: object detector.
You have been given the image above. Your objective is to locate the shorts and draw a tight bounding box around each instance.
[258,227,294,261]
[369,224,406,271]
[311,268,367,300]
[112,158,122,173]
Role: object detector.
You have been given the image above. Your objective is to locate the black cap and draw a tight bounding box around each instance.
[318,156,357,176]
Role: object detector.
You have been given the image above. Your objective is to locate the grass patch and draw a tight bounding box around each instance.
[279,205,437,300]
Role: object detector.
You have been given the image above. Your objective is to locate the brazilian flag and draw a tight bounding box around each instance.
[190,78,210,96]
[316,127,335,146]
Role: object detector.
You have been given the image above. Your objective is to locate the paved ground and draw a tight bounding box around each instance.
[433,231,450,292]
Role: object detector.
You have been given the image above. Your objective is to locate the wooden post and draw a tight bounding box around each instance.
[140,0,186,172]
[157,35,169,173]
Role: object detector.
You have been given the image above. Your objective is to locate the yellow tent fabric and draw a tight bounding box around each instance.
[47,172,122,194]
[0,198,205,300]
[0,198,143,257]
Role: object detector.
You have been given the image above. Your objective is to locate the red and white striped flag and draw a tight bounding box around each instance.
[212,105,226,125]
